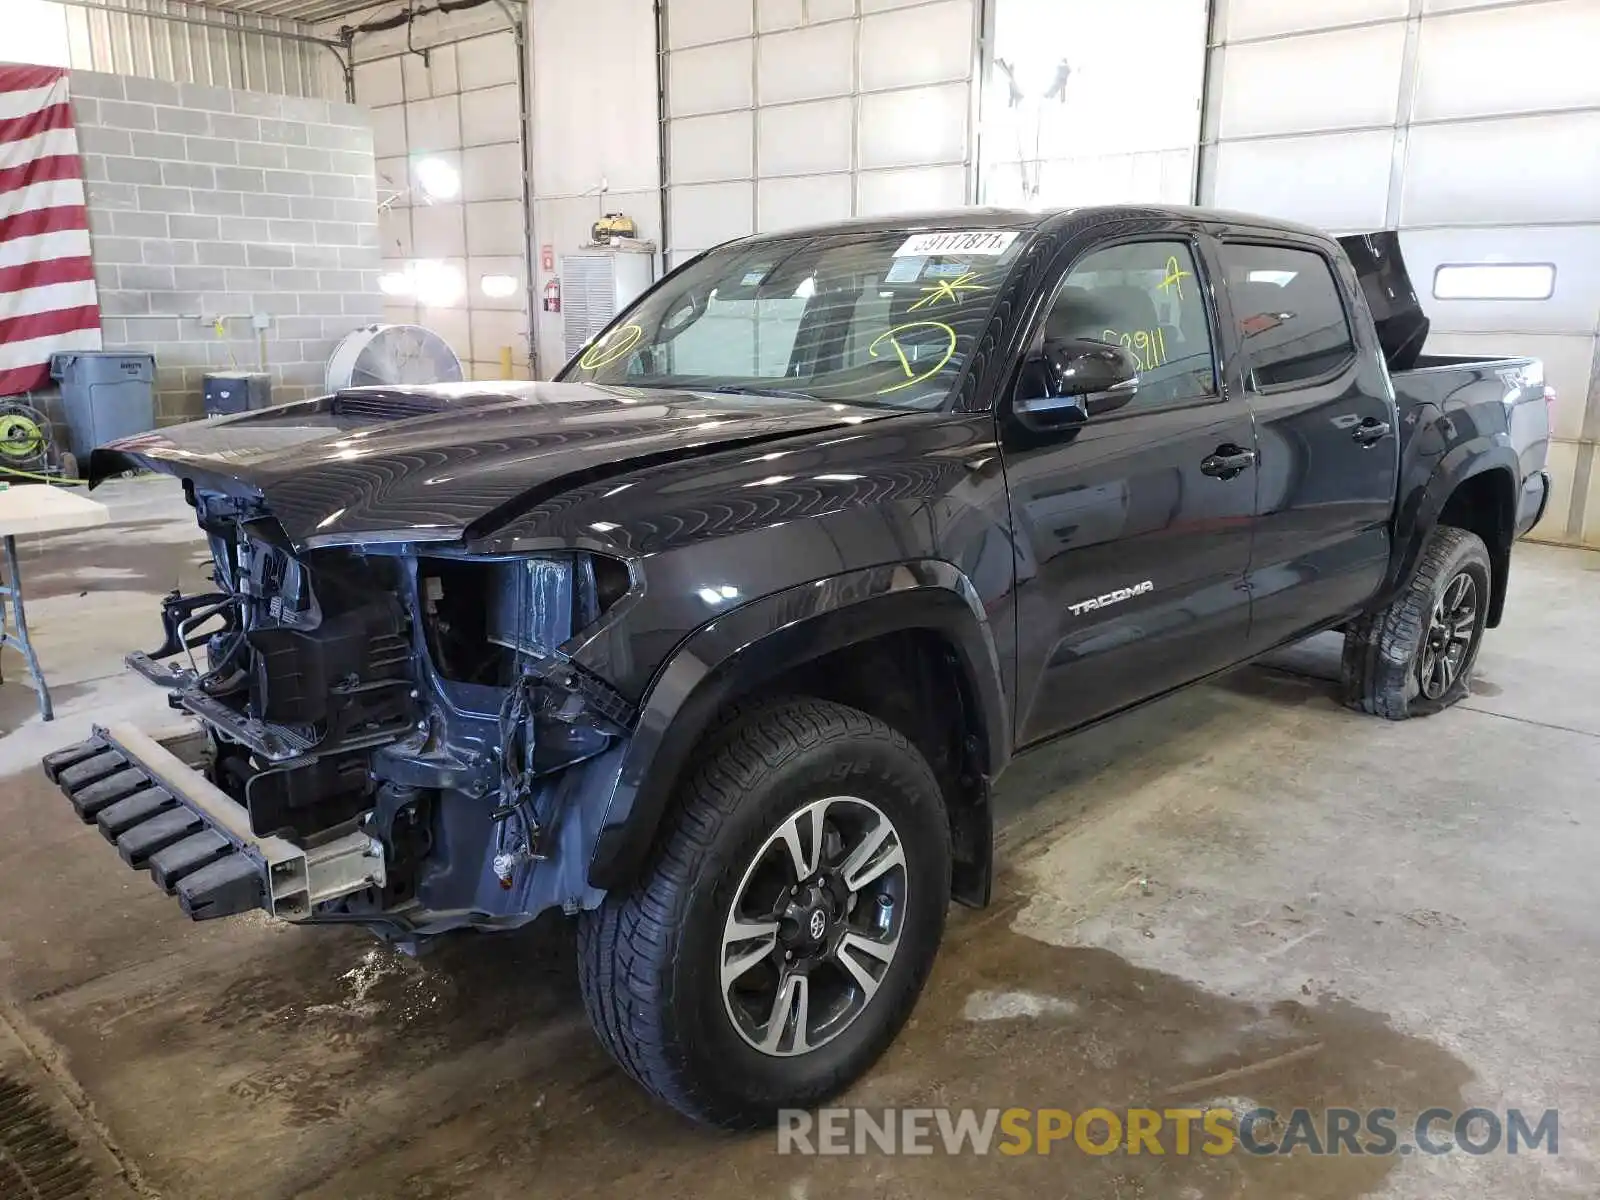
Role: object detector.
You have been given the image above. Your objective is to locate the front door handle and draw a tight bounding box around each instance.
[1201,444,1258,479]
[1352,417,1392,446]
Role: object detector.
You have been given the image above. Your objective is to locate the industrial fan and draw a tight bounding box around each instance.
[0,399,74,481]
[325,324,465,391]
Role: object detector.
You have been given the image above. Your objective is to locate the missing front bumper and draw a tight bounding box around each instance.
[41,721,385,922]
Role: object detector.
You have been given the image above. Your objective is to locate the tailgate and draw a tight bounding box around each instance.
[1338,230,1430,373]
[42,723,384,921]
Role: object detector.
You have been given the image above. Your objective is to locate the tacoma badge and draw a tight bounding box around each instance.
[1068,580,1155,616]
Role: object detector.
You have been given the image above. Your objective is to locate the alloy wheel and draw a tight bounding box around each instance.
[1418,570,1478,700]
[719,795,907,1057]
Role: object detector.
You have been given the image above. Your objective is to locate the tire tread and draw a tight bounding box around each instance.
[577,696,945,1127]
[1341,525,1488,720]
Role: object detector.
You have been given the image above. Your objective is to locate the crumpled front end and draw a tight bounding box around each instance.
[41,485,640,949]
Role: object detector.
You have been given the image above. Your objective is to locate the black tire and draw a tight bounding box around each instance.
[576,697,951,1128]
[1341,525,1492,719]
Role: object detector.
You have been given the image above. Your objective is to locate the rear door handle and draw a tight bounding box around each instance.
[1352,418,1392,446]
[1200,444,1258,479]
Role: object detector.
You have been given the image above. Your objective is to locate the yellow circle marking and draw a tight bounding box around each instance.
[869,321,958,395]
[578,323,644,370]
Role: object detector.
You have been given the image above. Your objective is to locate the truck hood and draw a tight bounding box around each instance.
[91,381,895,550]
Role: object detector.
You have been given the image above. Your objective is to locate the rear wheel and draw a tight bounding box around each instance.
[576,697,951,1127]
[1341,525,1491,719]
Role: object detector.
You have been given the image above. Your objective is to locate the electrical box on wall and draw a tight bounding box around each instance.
[560,248,655,363]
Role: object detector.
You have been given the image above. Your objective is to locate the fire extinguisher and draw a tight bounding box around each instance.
[543,277,560,313]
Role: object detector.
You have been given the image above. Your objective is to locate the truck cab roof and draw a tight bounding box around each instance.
[723,204,1337,247]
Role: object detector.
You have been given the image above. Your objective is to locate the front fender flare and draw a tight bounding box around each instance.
[586,560,1009,893]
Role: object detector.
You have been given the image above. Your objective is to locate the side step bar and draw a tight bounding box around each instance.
[42,722,385,922]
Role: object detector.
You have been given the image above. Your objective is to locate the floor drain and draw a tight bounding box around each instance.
[0,1074,95,1200]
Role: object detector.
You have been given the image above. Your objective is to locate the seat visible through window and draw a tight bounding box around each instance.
[1042,240,1218,409]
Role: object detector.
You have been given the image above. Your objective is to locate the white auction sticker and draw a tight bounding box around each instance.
[893,230,1020,258]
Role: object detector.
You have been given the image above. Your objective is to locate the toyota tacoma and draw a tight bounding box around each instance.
[43,205,1552,1127]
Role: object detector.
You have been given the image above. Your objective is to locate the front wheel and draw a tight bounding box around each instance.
[577,698,951,1128]
[1341,525,1492,719]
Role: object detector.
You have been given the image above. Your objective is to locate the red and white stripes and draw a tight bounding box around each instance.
[0,63,101,397]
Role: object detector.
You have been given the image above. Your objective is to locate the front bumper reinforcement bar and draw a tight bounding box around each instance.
[42,721,384,921]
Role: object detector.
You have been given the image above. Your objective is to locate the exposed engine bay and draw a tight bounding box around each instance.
[121,488,638,947]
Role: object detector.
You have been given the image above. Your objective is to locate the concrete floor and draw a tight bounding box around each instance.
[0,482,1596,1199]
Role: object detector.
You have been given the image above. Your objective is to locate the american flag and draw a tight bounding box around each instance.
[0,63,101,398]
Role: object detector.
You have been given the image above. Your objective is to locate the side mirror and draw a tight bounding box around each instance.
[1014,337,1141,430]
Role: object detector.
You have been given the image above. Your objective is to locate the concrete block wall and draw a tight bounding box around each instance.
[69,69,383,423]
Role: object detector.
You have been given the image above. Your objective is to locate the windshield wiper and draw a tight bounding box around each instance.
[704,384,820,401]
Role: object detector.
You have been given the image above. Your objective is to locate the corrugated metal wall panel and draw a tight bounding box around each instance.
[662,0,981,259]
[1202,0,1600,549]
[58,0,325,97]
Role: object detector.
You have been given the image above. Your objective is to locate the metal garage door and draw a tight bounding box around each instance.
[661,0,981,263]
[356,29,531,382]
[977,0,1208,209]
[1200,0,1600,547]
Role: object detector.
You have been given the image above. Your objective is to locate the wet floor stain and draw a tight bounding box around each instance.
[32,884,1474,1200]
[0,1073,96,1200]
[193,919,583,1131]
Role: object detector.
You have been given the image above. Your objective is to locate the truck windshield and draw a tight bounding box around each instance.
[561,228,1032,410]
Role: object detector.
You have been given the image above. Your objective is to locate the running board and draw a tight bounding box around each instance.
[42,722,385,922]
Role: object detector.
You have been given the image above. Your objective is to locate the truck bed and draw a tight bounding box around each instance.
[1391,353,1553,536]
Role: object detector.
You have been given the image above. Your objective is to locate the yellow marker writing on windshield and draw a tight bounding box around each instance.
[1158,256,1191,300]
[578,323,643,370]
[869,321,958,395]
[909,271,988,310]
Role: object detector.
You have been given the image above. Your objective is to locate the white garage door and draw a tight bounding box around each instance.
[356,30,531,382]
[978,0,1208,209]
[1201,0,1600,547]
[662,0,979,263]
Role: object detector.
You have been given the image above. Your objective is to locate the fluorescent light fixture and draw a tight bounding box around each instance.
[1433,263,1555,301]
[414,156,460,201]
[411,259,464,306]
[377,271,413,296]
[480,273,519,298]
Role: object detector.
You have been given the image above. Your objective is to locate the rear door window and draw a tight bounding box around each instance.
[1221,244,1357,389]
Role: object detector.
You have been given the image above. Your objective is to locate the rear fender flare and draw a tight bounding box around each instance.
[1386,439,1518,622]
[585,560,1008,893]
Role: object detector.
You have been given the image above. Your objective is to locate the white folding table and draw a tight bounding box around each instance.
[0,484,109,721]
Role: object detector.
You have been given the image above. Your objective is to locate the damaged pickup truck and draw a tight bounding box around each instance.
[44,205,1551,1127]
